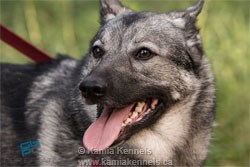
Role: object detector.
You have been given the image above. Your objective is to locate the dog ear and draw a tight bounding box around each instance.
[100,0,130,24]
[171,0,204,26]
[171,0,205,67]
[185,0,204,18]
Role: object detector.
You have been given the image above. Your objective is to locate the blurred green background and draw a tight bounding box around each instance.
[0,0,249,166]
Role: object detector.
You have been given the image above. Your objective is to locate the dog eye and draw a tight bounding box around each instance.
[92,46,104,58]
[134,48,153,60]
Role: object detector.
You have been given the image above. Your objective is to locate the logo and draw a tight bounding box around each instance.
[20,140,40,157]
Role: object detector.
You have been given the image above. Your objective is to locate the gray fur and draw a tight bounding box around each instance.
[1,0,215,166]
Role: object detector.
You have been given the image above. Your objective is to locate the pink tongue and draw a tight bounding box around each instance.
[83,104,135,151]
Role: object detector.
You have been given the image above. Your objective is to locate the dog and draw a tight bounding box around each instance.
[0,0,215,166]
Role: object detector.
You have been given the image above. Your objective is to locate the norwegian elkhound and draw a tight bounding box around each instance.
[0,0,215,166]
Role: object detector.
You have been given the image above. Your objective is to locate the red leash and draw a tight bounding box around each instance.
[0,24,52,64]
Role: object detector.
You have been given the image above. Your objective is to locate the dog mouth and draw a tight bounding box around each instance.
[83,98,161,151]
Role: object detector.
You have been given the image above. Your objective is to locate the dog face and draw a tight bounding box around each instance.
[80,0,204,152]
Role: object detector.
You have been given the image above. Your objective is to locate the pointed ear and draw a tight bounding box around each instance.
[171,0,205,67]
[185,0,204,18]
[100,0,130,24]
[171,0,204,28]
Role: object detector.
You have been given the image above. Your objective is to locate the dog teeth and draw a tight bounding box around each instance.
[135,107,141,113]
[122,101,149,128]
[130,111,138,119]
[124,118,132,124]
[138,101,145,107]
[134,101,145,113]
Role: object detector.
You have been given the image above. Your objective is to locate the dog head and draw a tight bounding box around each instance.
[80,0,205,151]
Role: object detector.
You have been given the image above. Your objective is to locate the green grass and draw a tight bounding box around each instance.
[0,0,249,166]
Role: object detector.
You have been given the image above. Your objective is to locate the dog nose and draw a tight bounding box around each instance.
[79,79,107,103]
